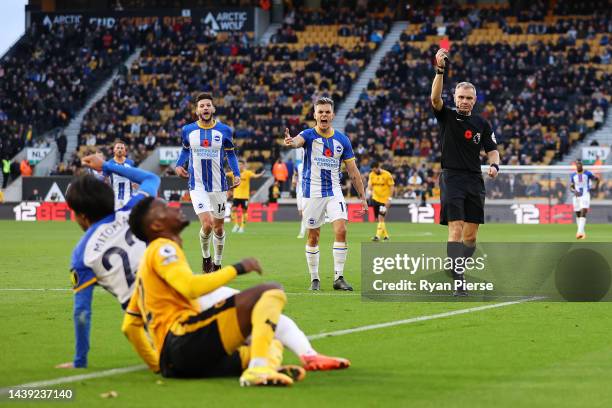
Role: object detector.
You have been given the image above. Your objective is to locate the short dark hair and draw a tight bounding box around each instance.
[372,161,380,168]
[196,92,214,104]
[113,139,126,147]
[65,175,115,223]
[128,196,155,243]
[314,97,334,109]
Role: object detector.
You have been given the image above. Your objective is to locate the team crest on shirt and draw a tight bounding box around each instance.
[213,134,221,142]
[159,244,179,265]
[473,133,481,144]
[308,218,316,225]
[464,130,473,139]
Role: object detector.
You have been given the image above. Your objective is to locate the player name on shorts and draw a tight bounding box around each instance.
[372,279,495,292]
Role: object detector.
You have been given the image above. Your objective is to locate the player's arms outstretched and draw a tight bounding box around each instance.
[82,154,160,197]
[431,48,448,111]
[345,160,368,215]
[252,169,266,179]
[159,249,262,299]
[284,128,305,148]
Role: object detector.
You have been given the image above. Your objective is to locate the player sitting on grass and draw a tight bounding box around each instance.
[57,154,161,369]
[125,196,303,386]
[59,154,349,374]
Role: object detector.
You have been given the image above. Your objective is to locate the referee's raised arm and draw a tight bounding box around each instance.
[431,48,448,111]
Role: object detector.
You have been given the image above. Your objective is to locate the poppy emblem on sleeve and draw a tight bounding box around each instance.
[324,148,332,157]
[202,139,210,147]
[464,130,473,139]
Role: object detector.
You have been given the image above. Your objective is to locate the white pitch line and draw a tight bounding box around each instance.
[0,288,70,291]
[0,365,147,395]
[308,296,541,340]
[0,296,539,394]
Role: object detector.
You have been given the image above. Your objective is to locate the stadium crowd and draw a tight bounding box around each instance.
[1,1,610,202]
[76,9,389,169]
[344,3,611,199]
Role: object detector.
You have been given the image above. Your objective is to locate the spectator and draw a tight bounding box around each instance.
[10,160,20,181]
[593,106,604,130]
[268,180,281,203]
[272,158,289,191]
[20,159,32,177]
[2,157,10,188]
[56,133,67,162]
[28,188,42,201]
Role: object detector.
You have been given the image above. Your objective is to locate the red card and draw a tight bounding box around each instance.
[439,37,451,50]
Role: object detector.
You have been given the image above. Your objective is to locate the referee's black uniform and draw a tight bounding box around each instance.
[434,103,497,225]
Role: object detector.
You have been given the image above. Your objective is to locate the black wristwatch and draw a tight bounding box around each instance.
[435,66,444,75]
[490,163,499,171]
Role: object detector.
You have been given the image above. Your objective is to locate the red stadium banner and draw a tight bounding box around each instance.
[1,202,609,224]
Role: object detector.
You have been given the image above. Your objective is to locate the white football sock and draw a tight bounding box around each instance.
[275,315,316,357]
[199,228,211,258]
[577,217,586,234]
[333,241,347,280]
[305,245,320,281]
[213,232,225,265]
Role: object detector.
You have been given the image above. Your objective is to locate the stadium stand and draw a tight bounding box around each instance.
[344,1,611,199]
[0,22,142,157]
[74,7,391,173]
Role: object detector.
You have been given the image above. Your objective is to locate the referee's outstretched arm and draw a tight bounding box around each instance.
[431,48,448,111]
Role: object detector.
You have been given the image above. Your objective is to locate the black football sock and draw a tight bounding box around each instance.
[463,240,476,258]
[447,241,464,283]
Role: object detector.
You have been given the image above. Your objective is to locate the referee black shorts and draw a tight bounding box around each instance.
[369,199,387,218]
[159,296,245,378]
[439,170,485,225]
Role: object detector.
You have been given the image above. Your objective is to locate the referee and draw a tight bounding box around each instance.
[431,48,500,296]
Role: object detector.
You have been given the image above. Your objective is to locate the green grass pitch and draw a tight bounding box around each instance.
[1,220,612,407]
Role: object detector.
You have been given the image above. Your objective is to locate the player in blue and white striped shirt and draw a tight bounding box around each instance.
[284,97,368,291]
[175,93,241,272]
[570,159,599,239]
[104,141,136,210]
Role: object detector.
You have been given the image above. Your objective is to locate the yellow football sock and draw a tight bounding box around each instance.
[376,221,383,238]
[231,210,237,226]
[241,211,247,228]
[250,289,286,364]
[382,221,389,238]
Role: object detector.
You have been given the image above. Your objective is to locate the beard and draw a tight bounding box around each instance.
[199,112,213,122]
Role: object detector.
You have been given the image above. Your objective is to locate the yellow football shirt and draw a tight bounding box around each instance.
[126,238,238,357]
[233,169,255,200]
[369,169,395,203]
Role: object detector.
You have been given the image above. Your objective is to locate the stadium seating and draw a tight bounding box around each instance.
[345,1,611,198]
[76,9,390,170]
[0,22,142,156]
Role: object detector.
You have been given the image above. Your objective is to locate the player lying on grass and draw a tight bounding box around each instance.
[125,196,307,386]
[58,154,349,373]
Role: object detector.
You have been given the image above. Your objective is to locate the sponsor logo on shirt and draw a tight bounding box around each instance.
[192,146,219,159]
